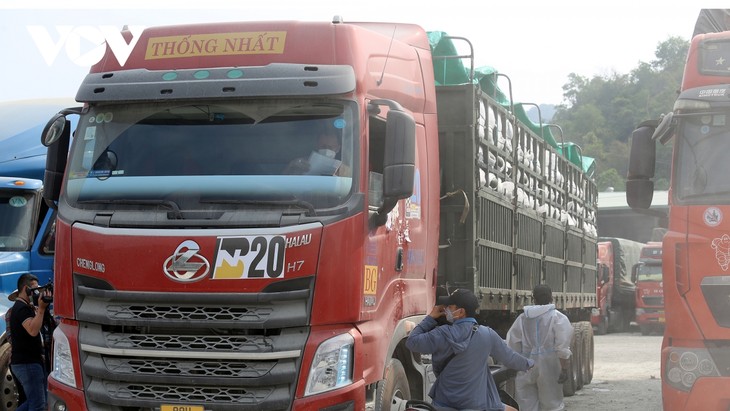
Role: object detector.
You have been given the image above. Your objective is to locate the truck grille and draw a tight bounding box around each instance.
[641,296,663,306]
[74,274,313,411]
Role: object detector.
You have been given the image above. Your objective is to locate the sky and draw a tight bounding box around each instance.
[0,1,719,106]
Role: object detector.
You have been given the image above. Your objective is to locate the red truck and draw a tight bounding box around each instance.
[631,242,664,335]
[593,237,644,334]
[39,19,598,410]
[626,9,730,410]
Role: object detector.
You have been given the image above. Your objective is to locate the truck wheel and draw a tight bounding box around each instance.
[375,358,411,411]
[563,324,580,397]
[639,325,651,336]
[0,343,19,411]
[581,322,594,384]
[595,316,608,335]
[562,355,577,397]
[572,323,584,391]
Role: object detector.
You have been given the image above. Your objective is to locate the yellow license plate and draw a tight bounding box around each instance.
[161,405,204,411]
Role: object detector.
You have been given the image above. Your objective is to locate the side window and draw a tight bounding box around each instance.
[40,212,57,255]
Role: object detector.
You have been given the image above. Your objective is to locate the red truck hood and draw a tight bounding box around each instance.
[70,222,322,293]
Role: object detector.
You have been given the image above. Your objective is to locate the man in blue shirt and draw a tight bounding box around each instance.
[406,289,533,411]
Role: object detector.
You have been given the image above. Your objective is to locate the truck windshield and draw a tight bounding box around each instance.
[636,264,662,282]
[675,110,730,202]
[0,190,36,251]
[64,99,357,211]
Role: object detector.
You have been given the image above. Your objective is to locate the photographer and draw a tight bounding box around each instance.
[9,273,52,411]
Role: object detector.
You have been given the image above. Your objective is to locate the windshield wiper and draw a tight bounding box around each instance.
[200,198,316,216]
[77,199,183,218]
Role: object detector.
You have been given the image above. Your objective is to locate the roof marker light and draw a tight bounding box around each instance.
[227,69,244,79]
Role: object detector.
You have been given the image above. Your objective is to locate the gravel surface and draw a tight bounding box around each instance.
[564,331,663,410]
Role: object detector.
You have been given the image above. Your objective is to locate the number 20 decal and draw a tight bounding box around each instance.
[212,235,287,279]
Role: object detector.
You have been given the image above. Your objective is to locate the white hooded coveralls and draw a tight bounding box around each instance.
[506,304,573,411]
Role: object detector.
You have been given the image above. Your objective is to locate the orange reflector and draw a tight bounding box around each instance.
[13,180,25,186]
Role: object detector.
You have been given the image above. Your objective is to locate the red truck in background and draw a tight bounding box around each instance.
[38,18,598,411]
[631,241,664,335]
[593,237,644,334]
[627,8,730,410]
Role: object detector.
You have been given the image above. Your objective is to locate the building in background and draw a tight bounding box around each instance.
[597,190,668,243]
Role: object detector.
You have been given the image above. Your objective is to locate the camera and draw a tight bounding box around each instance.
[29,281,54,305]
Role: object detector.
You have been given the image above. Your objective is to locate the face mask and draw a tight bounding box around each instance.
[445,308,455,323]
[318,149,336,159]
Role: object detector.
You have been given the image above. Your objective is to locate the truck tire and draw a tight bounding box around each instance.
[0,343,19,411]
[595,316,608,335]
[572,323,584,391]
[375,358,411,411]
[580,321,594,384]
[562,324,580,397]
[562,354,577,397]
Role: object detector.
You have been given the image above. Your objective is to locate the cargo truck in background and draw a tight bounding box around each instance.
[626,8,730,410]
[40,18,598,410]
[632,242,664,335]
[593,237,644,334]
[0,98,76,411]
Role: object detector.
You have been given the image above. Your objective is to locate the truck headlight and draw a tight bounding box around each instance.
[304,333,354,396]
[636,308,645,316]
[51,326,77,388]
[665,348,719,391]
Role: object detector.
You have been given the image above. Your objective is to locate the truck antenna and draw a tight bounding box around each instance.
[376,25,397,86]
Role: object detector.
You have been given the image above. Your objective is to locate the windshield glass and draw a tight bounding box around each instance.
[0,190,37,251]
[64,99,357,212]
[675,111,730,202]
[636,263,662,282]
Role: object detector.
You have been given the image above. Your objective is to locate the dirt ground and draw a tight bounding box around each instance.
[563,331,663,411]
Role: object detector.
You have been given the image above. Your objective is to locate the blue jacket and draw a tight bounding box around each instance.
[406,316,533,411]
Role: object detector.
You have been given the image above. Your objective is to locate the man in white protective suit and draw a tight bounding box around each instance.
[506,284,574,411]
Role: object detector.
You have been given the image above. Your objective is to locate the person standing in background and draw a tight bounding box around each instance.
[507,284,574,411]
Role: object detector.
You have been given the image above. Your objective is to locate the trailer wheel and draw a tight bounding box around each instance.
[1,343,19,411]
[572,323,584,391]
[562,355,577,397]
[375,358,411,411]
[581,322,594,384]
[562,325,580,397]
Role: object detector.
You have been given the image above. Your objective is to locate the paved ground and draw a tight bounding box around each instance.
[564,331,663,410]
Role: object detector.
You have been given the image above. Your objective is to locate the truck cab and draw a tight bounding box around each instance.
[593,238,644,334]
[631,242,664,335]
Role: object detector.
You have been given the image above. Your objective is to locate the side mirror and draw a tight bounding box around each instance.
[42,114,67,146]
[43,118,71,206]
[383,109,416,200]
[627,121,658,209]
[368,99,416,227]
[631,264,639,283]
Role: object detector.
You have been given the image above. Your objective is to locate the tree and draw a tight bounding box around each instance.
[552,36,689,189]
[597,168,625,192]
